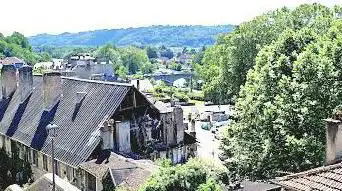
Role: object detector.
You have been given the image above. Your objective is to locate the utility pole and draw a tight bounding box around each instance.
[47,123,59,191]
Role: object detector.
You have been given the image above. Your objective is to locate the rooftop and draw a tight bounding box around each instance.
[80,153,157,190]
[233,180,280,191]
[272,162,342,190]
[0,75,132,166]
[0,57,24,65]
[26,173,80,191]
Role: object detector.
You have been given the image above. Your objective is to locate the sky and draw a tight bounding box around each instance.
[0,0,341,36]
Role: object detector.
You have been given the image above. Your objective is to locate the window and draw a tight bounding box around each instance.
[43,155,48,171]
[25,146,30,162]
[32,150,38,167]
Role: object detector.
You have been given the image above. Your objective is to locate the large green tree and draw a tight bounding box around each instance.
[140,158,228,191]
[221,21,342,180]
[120,47,152,75]
[201,4,341,103]
[0,32,46,64]
[146,46,158,59]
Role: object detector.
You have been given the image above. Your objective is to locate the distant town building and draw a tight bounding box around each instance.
[68,53,95,68]
[176,54,193,64]
[0,57,25,68]
[0,64,196,190]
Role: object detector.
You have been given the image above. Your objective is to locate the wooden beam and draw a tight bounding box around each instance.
[119,104,146,112]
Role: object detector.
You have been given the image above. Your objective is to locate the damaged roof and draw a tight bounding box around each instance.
[272,162,342,191]
[80,153,157,190]
[0,76,132,166]
[26,173,80,191]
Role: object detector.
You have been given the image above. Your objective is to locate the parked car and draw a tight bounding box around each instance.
[212,113,230,128]
[201,122,212,130]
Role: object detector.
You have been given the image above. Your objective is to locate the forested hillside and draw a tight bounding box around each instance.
[28,25,234,47]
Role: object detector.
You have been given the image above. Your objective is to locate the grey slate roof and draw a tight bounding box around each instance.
[80,153,156,190]
[272,162,342,191]
[0,76,132,166]
[0,57,24,65]
[26,173,80,191]
[235,181,280,191]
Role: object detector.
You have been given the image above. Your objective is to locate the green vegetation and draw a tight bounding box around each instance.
[140,158,227,191]
[0,32,51,64]
[29,25,235,47]
[152,82,203,103]
[34,46,96,59]
[146,47,158,59]
[214,3,342,181]
[93,44,155,78]
[168,62,182,71]
[0,148,32,189]
[159,46,174,59]
[198,4,342,103]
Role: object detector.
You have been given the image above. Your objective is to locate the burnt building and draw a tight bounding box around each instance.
[0,64,196,190]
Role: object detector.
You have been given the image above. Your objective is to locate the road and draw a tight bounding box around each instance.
[195,121,221,161]
[182,104,232,163]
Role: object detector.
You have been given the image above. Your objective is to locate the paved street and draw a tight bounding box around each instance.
[182,104,232,164]
[195,121,221,162]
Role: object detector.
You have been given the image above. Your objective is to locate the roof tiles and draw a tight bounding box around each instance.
[0,76,131,166]
[273,163,342,191]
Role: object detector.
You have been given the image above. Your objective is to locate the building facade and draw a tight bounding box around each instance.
[0,64,196,190]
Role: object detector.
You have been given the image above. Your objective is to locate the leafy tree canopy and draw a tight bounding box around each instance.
[140,158,228,191]
[201,3,342,103]
[0,32,51,64]
[221,19,342,180]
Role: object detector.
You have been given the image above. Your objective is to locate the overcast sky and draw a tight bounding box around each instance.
[0,0,340,36]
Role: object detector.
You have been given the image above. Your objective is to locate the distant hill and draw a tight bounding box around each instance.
[28,25,235,47]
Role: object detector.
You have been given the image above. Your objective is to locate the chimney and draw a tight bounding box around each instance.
[101,119,114,150]
[1,64,17,98]
[325,118,342,165]
[18,65,33,102]
[43,72,62,111]
[173,106,184,144]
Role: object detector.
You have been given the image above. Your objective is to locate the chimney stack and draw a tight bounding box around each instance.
[19,65,33,102]
[173,106,184,144]
[101,119,114,150]
[325,118,342,165]
[1,64,17,99]
[43,72,62,110]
